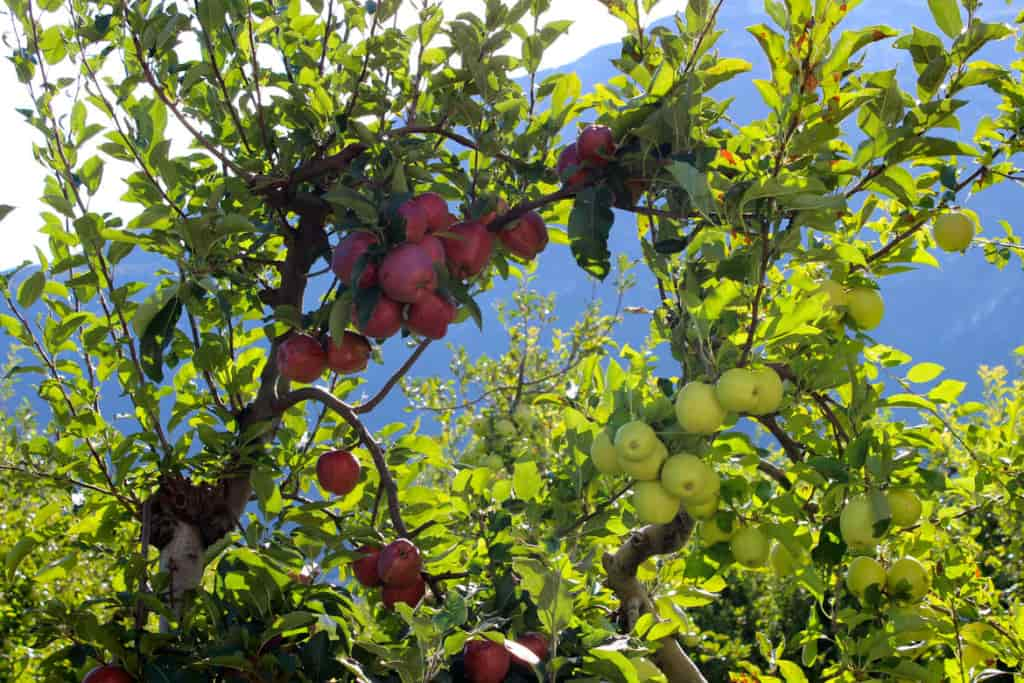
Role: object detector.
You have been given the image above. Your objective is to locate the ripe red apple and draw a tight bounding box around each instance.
[420,234,446,266]
[414,192,449,232]
[577,124,615,166]
[556,143,587,188]
[510,632,549,667]
[353,294,403,339]
[377,538,422,587]
[382,573,426,608]
[326,331,371,374]
[332,231,379,288]
[442,221,494,279]
[398,199,429,243]
[276,333,326,383]
[83,666,134,683]
[499,211,549,261]
[463,639,511,683]
[378,243,438,304]
[479,198,509,225]
[352,544,382,587]
[406,291,456,339]
[316,450,360,495]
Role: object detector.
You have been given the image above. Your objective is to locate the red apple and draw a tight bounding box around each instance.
[382,574,426,608]
[377,538,422,587]
[479,197,509,225]
[442,221,494,279]
[378,243,438,304]
[398,198,429,243]
[406,291,456,339]
[499,211,549,261]
[326,331,371,374]
[463,639,511,683]
[83,666,134,683]
[332,231,379,288]
[511,632,549,667]
[316,450,360,495]
[352,544,382,587]
[556,143,587,188]
[421,234,446,266]
[414,192,449,232]
[577,124,615,166]
[353,294,403,339]
[277,333,326,383]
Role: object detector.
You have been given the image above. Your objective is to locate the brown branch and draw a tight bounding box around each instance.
[317,0,334,76]
[756,415,807,462]
[739,220,772,366]
[354,339,432,414]
[757,459,791,490]
[810,392,848,446]
[134,498,152,632]
[387,124,528,167]
[275,386,408,536]
[602,512,707,683]
[559,483,632,536]
[192,0,252,154]
[681,0,725,76]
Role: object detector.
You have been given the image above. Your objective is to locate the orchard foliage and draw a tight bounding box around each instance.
[1,0,1024,681]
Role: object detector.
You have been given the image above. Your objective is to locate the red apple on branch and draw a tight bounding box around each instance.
[377,538,422,587]
[406,291,456,340]
[556,143,588,188]
[511,632,549,666]
[420,235,446,266]
[442,221,494,279]
[414,192,449,232]
[463,639,511,683]
[577,124,615,166]
[326,331,371,374]
[499,211,549,261]
[378,243,438,304]
[83,666,134,683]
[382,573,426,608]
[397,198,429,243]
[353,294,403,339]
[276,333,327,383]
[316,450,360,496]
[352,544,382,587]
[332,231,379,288]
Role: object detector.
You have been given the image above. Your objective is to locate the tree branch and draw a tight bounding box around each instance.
[756,415,807,462]
[355,339,431,414]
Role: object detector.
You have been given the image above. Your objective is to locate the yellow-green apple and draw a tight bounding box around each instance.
[277,333,326,383]
[675,381,726,434]
[463,638,511,683]
[326,331,371,374]
[715,368,760,413]
[352,545,381,587]
[483,454,504,471]
[614,420,661,462]
[499,211,549,261]
[686,495,719,520]
[769,542,798,576]
[702,518,733,545]
[886,556,930,602]
[377,539,422,587]
[441,221,494,279]
[846,556,886,600]
[316,450,360,496]
[382,574,425,608]
[933,211,974,252]
[839,496,886,551]
[661,453,720,504]
[590,429,622,475]
[378,242,438,304]
[577,124,615,166]
[618,440,667,481]
[846,287,884,330]
[495,418,516,437]
[749,367,784,415]
[642,395,676,423]
[332,231,379,288]
[406,291,456,339]
[887,489,922,528]
[730,527,770,568]
[633,481,682,524]
[817,279,848,308]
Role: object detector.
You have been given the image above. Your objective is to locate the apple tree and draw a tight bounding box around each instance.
[2,0,1024,681]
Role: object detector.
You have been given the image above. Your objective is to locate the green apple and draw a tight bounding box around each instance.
[769,542,798,576]
[686,495,719,520]
[675,381,726,434]
[483,454,504,471]
[614,420,660,462]
[702,518,734,545]
[886,556,930,603]
[749,367,784,416]
[633,481,682,525]
[933,211,974,252]
[618,441,667,481]
[730,527,770,568]
[495,418,517,436]
[846,287,884,330]
[817,279,848,308]
[715,368,760,413]
[590,429,622,475]
[839,496,886,551]
[642,395,676,423]
[660,453,719,504]
[887,489,922,528]
[846,556,886,600]
[471,418,490,436]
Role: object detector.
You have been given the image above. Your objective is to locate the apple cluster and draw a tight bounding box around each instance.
[461,633,549,683]
[349,538,427,608]
[277,328,372,384]
[332,193,549,342]
[817,279,886,331]
[556,124,616,189]
[467,406,540,471]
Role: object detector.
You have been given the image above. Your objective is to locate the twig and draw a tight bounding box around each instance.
[559,483,632,535]
[681,0,725,76]
[134,499,152,632]
[739,219,772,366]
[355,340,431,414]
[756,415,807,462]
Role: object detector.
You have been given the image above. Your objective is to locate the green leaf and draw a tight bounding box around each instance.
[512,461,542,501]
[567,185,615,280]
[328,290,354,342]
[17,271,45,307]
[906,362,943,383]
[5,536,38,577]
[927,0,962,40]
[0,205,14,222]
[666,161,714,220]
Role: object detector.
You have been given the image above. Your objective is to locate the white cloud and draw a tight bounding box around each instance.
[0,1,679,271]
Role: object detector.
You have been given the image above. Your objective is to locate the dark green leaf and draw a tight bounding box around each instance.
[567,185,615,280]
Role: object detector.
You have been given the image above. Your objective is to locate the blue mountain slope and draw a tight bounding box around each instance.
[2,2,1021,436]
